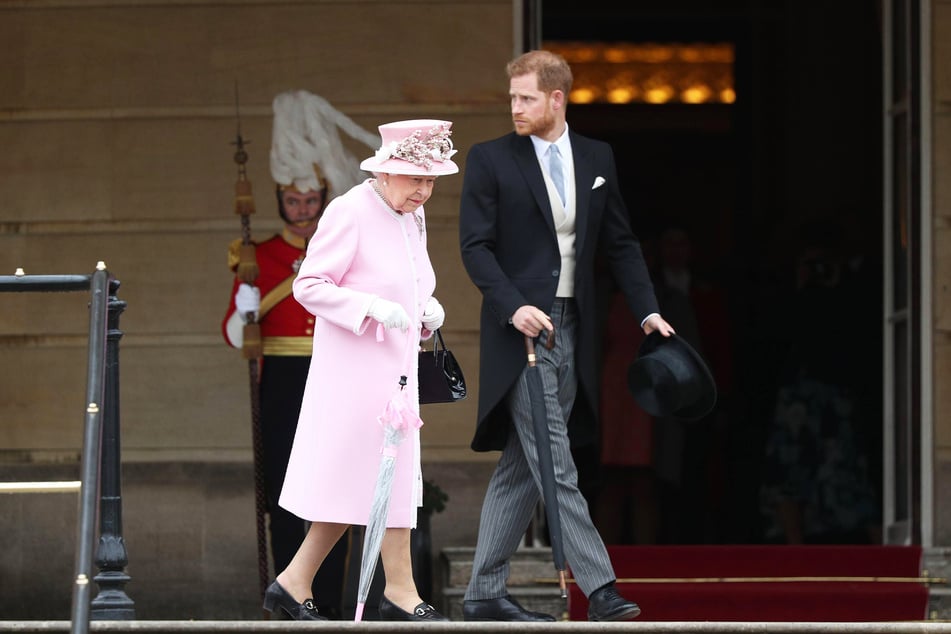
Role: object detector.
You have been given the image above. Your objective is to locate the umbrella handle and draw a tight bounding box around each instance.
[524,329,555,367]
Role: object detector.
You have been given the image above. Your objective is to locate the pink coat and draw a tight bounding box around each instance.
[279,180,436,529]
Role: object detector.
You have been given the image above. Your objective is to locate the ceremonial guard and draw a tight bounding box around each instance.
[222,90,380,618]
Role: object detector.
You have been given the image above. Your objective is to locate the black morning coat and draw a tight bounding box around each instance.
[459,128,660,452]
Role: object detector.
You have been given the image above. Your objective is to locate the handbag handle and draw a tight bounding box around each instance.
[432,328,446,354]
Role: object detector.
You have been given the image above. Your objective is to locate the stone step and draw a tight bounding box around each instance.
[439,545,568,621]
[440,546,562,588]
[3,621,949,633]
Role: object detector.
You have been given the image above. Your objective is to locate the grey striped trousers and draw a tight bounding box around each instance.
[465,298,615,600]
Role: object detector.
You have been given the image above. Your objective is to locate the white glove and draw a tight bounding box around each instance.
[235,283,261,322]
[422,296,445,331]
[368,297,410,331]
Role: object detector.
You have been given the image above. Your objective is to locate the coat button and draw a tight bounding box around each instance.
[551,270,559,277]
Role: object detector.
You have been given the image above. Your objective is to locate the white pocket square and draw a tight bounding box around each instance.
[592,176,606,189]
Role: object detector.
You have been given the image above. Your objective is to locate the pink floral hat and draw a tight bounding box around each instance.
[359,119,459,176]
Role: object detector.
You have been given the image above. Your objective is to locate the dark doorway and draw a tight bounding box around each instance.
[543,1,884,545]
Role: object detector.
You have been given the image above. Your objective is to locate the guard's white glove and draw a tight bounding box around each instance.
[235,283,261,322]
[368,297,410,332]
[422,296,445,331]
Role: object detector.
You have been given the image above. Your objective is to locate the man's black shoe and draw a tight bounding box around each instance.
[463,595,556,621]
[587,583,641,621]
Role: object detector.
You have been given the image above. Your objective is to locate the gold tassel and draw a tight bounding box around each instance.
[234,180,256,216]
[242,322,263,360]
[236,244,259,284]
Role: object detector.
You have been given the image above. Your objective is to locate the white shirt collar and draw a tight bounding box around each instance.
[530,125,571,162]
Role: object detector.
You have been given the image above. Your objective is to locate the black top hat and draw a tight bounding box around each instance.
[627,331,717,421]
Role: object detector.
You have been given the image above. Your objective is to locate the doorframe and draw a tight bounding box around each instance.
[918,0,933,549]
[882,0,933,547]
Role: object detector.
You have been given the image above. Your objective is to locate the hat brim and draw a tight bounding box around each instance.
[627,331,717,421]
[359,156,459,176]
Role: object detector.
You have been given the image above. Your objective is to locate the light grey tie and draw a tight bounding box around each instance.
[549,144,565,206]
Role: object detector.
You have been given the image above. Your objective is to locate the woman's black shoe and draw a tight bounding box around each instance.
[263,580,327,621]
[379,595,449,621]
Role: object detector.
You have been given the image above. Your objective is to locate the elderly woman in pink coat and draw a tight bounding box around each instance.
[263,120,459,622]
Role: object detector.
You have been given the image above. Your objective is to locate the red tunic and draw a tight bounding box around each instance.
[222,230,314,356]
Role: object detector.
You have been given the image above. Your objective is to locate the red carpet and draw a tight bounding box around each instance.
[567,545,929,621]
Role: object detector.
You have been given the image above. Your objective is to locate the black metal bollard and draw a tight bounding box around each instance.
[91,280,135,620]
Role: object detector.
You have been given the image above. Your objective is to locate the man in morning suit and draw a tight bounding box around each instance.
[458,49,675,622]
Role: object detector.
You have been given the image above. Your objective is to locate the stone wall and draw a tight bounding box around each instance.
[0,0,514,466]
[0,460,497,619]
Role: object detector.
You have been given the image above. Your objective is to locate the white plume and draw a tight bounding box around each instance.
[269,90,381,198]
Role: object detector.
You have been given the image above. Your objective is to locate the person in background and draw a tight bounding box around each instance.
[458,49,674,622]
[265,119,457,622]
[595,289,657,545]
[222,90,379,618]
[760,220,880,545]
[649,224,733,543]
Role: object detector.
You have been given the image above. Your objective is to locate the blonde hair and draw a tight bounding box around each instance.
[506,50,573,96]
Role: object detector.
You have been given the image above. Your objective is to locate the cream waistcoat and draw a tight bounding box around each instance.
[541,155,576,298]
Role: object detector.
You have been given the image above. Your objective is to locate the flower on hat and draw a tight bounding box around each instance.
[374,123,457,171]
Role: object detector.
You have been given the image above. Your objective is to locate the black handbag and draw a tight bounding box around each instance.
[418,328,467,404]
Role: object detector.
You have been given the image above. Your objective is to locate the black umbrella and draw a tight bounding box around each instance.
[524,330,568,599]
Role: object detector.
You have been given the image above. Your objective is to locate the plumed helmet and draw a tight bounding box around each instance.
[269,90,381,207]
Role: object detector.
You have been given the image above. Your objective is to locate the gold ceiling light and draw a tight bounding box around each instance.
[546,41,736,105]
